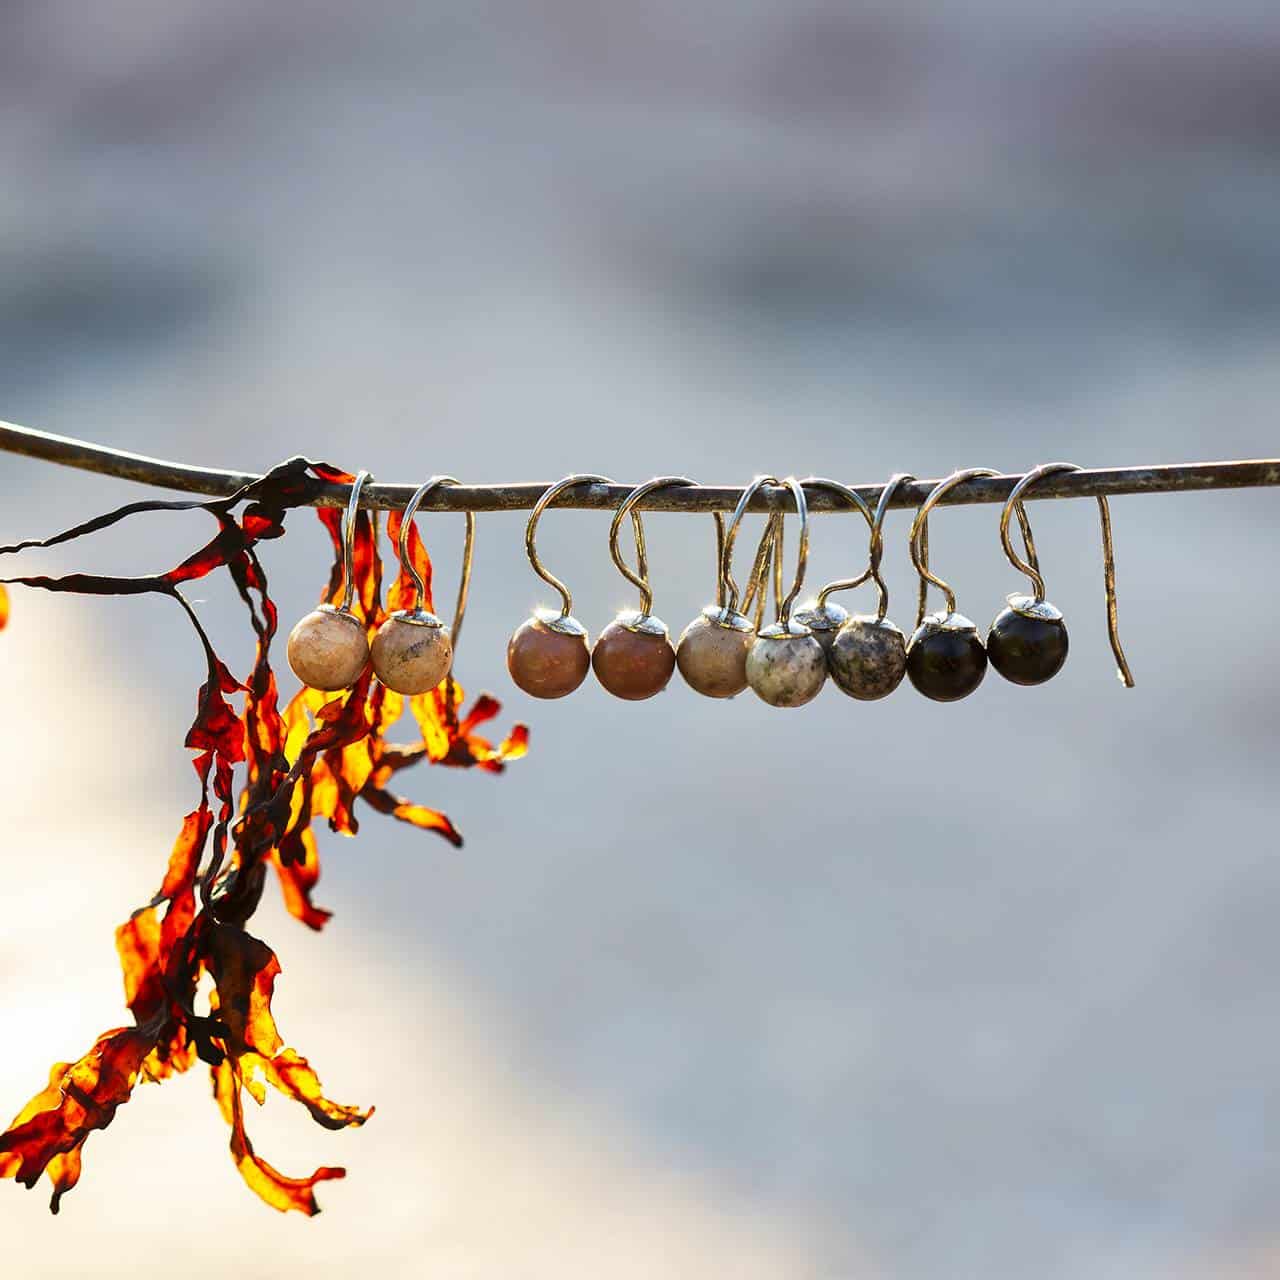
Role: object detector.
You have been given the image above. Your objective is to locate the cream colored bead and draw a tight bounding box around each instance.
[371,613,453,695]
[287,605,370,691]
[675,608,754,699]
[745,624,827,707]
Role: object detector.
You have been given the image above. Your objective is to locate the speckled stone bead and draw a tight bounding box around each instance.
[592,614,676,700]
[746,623,827,708]
[987,598,1069,686]
[906,612,987,702]
[507,611,591,699]
[791,598,849,654]
[287,605,370,691]
[676,607,755,698]
[828,615,907,701]
[371,613,452,695]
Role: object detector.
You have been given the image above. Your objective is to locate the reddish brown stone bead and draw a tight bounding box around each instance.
[592,616,676,700]
[507,614,591,699]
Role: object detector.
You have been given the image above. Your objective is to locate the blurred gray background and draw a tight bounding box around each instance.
[2,3,1280,1277]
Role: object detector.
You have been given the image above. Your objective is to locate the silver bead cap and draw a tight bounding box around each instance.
[919,610,979,636]
[700,605,754,633]
[793,598,848,631]
[756,620,814,641]
[614,609,669,637]
[533,607,588,637]
[315,603,366,630]
[1006,594,1064,623]
[388,607,445,629]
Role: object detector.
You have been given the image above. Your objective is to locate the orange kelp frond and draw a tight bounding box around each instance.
[0,582,9,629]
[0,460,526,1213]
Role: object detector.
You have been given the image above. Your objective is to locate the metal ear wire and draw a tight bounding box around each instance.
[909,467,1001,624]
[997,462,1133,688]
[608,476,694,618]
[774,476,810,630]
[397,476,475,654]
[524,474,611,622]
[721,476,783,615]
[339,469,374,615]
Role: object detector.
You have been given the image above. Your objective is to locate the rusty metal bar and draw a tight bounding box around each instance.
[2,419,1278,514]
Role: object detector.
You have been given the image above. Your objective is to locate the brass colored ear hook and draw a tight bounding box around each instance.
[904,467,999,703]
[607,476,694,619]
[370,476,475,696]
[524,473,612,625]
[794,477,876,648]
[286,470,374,692]
[592,477,691,700]
[744,477,829,707]
[720,475,783,616]
[992,462,1133,688]
[908,467,1001,625]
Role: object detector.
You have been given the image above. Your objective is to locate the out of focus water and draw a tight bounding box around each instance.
[3,5,1280,1278]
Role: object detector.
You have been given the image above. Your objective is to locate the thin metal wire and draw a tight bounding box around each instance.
[774,477,810,628]
[339,470,373,614]
[397,475,475,654]
[608,476,695,617]
[721,476,782,615]
[803,477,876,611]
[2,421,1278,511]
[999,462,1134,688]
[910,468,1001,623]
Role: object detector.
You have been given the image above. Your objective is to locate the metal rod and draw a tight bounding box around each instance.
[2,419,1278,514]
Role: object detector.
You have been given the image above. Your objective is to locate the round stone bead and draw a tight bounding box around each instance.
[746,622,827,708]
[791,598,849,654]
[592,613,676,700]
[828,615,907,701]
[507,611,591,699]
[987,598,1069,686]
[675,607,755,699]
[287,605,370,692]
[905,611,987,702]
[371,612,453,695]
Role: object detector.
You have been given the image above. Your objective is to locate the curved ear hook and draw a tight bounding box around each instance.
[399,476,476,652]
[742,510,783,628]
[775,476,811,628]
[908,467,1001,624]
[721,476,782,614]
[340,470,374,614]
[526,474,613,619]
[999,462,1134,688]
[608,476,696,616]
[800,477,877,612]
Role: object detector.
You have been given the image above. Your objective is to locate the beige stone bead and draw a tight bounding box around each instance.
[287,605,370,691]
[675,609,754,699]
[371,613,453,695]
[745,624,827,708]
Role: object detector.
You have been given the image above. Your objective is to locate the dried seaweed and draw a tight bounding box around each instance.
[0,460,526,1213]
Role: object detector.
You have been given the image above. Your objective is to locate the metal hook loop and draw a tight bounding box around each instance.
[340,469,374,614]
[525,474,612,619]
[398,476,476,654]
[909,467,1000,624]
[775,476,810,628]
[800,477,877,614]
[999,462,1134,688]
[608,476,695,617]
[721,476,782,615]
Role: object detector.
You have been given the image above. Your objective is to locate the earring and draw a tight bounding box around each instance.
[745,477,828,708]
[827,473,916,700]
[674,476,779,699]
[287,469,373,691]
[592,477,690,700]
[791,477,876,652]
[370,476,474,695]
[987,462,1135,688]
[506,474,605,699]
[905,467,998,702]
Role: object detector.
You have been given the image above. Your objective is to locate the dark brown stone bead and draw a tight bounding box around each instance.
[507,615,591,699]
[592,619,677,700]
[906,622,987,702]
[987,607,1069,686]
[828,615,907,701]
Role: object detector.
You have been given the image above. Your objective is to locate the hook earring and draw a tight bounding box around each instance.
[987,462,1134,688]
[827,473,916,700]
[745,477,828,708]
[370,477,474,695]
[791,478,876,651]
[287,469,374,691]
[506,474,607,699]
[592,477,691,700]
[905,467,999,702]
[674,476,778,699]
